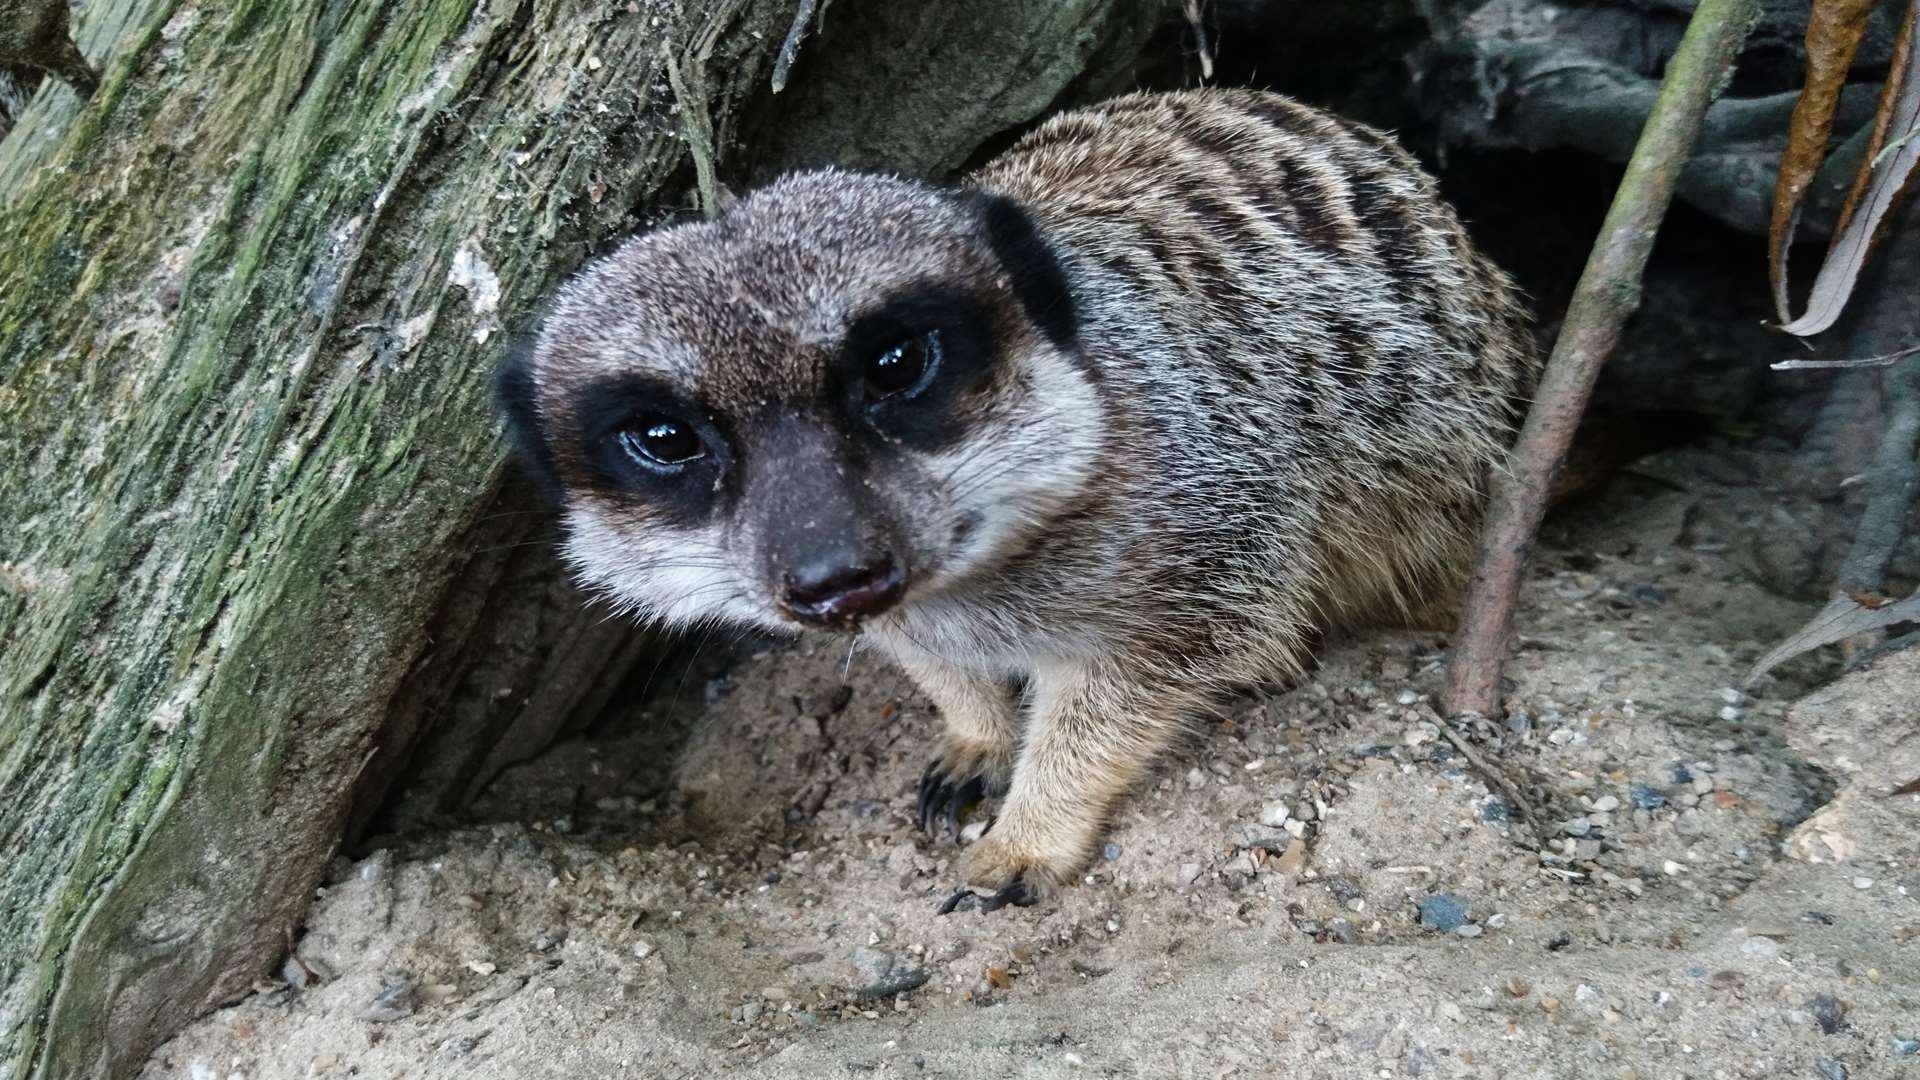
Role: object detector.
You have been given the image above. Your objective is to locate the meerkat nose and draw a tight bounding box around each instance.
[781,553,906,628]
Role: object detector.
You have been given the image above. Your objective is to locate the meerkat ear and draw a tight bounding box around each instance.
[957,190,1079,350]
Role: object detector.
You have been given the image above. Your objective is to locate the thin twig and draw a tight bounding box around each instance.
[663,48,721,219]
[1435,715,1545,845]
[1772,343,1920,369]
[1182,0,1215,82]
[1442,0,1762,718]
[770,0,820,93]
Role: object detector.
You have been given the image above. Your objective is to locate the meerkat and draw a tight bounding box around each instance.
[499,88,1539,910]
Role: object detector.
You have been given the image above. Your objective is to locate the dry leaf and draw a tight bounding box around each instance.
[1746,587,1920,685]
[1774,0,1920,337]
[1768,0,1877,322]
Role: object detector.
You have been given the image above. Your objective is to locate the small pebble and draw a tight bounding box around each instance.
[1852,877,1874,890]
[631,939,656,960]
[1816,1059,1847,1080]
[363,982,415,1024]
[1591,795,1620,813]
[1893,1037,1920,1057]
[1259,802,1291,828]
[1185,768,1206,790]
[1674,810,1706,837]
[1740,936,1779,960]
[1629,783,1666,810]
[1668,764,1693,785]
[1454,924,1482,939]
[1417,894,1469,933]
[1480,797,1511,825]
[1807,993,1846,1035]
[1562,816,1592,838]
[1176,863,1203,888]
[741,1002,763,1023]
[1102,843,1123,861]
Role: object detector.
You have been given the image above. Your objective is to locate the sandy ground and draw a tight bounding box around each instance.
[141,438,1920,1079]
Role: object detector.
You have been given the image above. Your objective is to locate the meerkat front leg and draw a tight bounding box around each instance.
[950,657,1205,910]
[890,649,1021,838]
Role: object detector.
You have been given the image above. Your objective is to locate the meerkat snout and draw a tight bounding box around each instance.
[747,413,908,627]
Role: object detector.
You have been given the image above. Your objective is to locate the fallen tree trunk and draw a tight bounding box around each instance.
[0,0,1158,1076]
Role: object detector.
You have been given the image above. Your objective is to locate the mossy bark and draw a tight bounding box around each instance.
[0,0,1161,1076]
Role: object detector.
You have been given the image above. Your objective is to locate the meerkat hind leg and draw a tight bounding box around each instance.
[893,652,1021,839]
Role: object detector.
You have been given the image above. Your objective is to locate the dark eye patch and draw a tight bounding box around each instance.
[839,287,996,452]
[569,373,732,525]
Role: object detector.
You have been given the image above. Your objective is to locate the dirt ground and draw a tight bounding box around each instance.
[141,436,1920,1079]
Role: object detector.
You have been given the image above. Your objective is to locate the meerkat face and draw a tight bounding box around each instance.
[498,171,1100,636]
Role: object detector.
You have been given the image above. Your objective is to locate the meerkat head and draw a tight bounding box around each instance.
[498,170,1099,636]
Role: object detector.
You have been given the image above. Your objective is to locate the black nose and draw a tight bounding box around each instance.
[782,554,906,627]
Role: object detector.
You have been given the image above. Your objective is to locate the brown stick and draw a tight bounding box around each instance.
[1442,0,1762,718]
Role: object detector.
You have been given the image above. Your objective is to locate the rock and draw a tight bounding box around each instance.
[1591,795,1620,813]
[1176,862,1203,888]
[1574,984,1604,1009]
[1327,918,1358,944]
[1562,816,1592,837]
[1815,1059,1847,1080]
[1102,843,1122,861]
[1852,877,1875,890]
[1271,838,1309,876]
[1232,823,1291,853]
[1893,1037,1920,1057]
[1259,801,1291,827]
[1629,783,1666,810]
[363,981,415,1024]
[1674,810,1707,837]
[1417,894,1469,932]
[1739,936,1778,960]
[850,946,894,985]
[855,966,930,1000]
[1185,767,1207,790]
[1480,797,1511,825]
[741,1001,764,1023]
[1808,993,1847,1035]
[1669,763,1694,785]
[1454,924,1483,939]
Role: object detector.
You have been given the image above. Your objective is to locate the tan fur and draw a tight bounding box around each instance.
[503,89,1540,901]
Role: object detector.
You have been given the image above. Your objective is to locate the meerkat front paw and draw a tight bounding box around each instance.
[932,808,1094,914]
[916,736,1012,839]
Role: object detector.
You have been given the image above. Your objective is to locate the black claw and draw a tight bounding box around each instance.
[981,879,1037,912]
[936,887,980,915]
[916,762,988,839]
[935,878,1036,915]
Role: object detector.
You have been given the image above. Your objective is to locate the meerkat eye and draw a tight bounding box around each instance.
[617,415,704,469]
[864,332,940,400]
